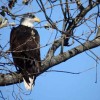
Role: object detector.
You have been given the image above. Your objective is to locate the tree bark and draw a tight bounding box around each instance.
[0,29,100,86]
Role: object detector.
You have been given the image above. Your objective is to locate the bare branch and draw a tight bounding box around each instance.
[64,1,99,45]
[0,34,100,86]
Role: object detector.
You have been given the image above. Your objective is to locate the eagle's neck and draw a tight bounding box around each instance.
[20,18,33,28]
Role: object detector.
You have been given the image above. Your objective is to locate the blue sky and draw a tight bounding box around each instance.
[0,0,100,100]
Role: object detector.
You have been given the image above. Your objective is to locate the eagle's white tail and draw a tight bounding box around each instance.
[23,76,34,90]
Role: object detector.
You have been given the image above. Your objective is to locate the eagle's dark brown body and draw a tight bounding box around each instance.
[10,25,41,88]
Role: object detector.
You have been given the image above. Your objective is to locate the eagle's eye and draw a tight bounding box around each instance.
[29,14,35,18]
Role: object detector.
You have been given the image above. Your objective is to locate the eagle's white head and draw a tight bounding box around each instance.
[20,14,40,28]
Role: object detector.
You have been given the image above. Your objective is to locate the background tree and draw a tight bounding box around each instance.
[0,0,100,100]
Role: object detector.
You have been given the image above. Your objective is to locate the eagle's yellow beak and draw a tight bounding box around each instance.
[33,17,40,22]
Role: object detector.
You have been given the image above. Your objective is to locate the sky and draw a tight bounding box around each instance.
[0,0,100,100]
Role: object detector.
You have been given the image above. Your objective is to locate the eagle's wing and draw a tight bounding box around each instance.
[10,26,41,90]
[10,26,41,69]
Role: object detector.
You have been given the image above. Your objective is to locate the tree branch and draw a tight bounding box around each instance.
[64,1,99,45]
[0,27,100,86]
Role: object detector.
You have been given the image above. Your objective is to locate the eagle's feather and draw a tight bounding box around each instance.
[10,25,41,90]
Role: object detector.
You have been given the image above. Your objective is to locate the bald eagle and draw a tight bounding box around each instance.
[10,14,41,90]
